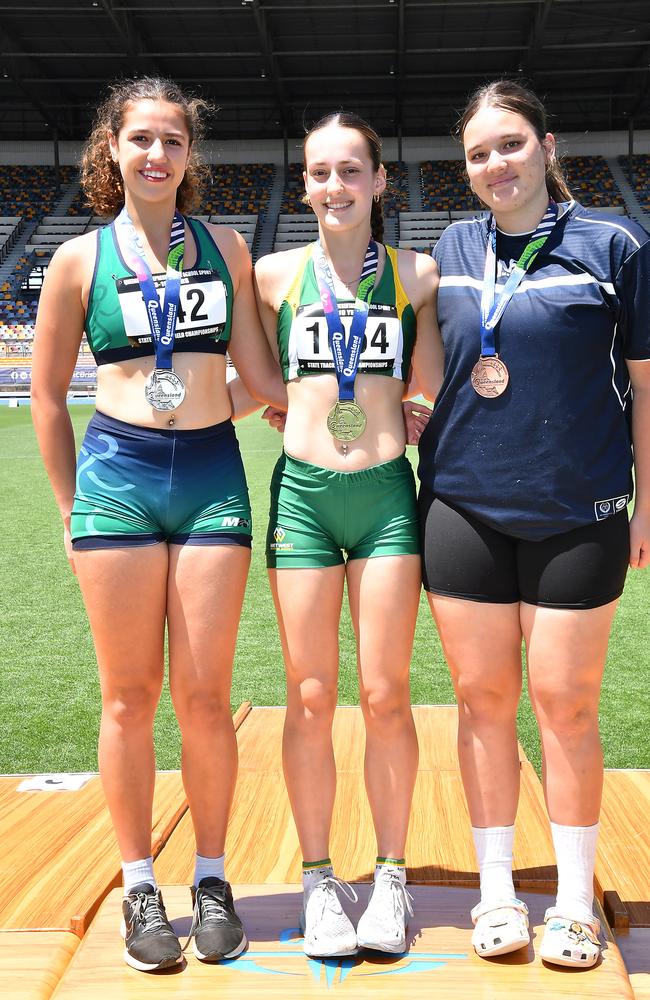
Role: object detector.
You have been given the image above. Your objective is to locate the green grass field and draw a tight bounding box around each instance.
[1,404,648,774]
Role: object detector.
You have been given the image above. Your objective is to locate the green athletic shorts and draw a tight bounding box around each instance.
[266,451,420,568]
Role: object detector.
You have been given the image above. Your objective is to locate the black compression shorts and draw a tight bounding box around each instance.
[418,490,630,609]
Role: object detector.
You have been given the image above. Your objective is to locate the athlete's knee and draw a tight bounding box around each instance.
[532,677,600,736]
[455,671,521,724]
[101,683,160,728]
[287,676,337,725]
[360,679,411,730]
[173,688,232,732]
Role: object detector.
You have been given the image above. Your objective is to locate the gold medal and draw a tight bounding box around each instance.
[327,400,367,442]
[471,356,509,398]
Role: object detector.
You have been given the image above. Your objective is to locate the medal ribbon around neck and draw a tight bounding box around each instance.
[312,239,379,402]
[115,207,185,371]
[480,200,559,358]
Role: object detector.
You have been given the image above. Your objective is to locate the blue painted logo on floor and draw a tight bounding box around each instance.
[220,927,469,988]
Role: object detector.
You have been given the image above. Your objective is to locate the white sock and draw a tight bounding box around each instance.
[193,853,226,887]
[374,857,406,885]
[302,859,334,904]
[551,821,599,923]
[472,825,516,905]
[122,856,155,895]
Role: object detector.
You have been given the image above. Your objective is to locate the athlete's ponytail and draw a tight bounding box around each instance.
[370,194,385,244]
[304,111,386,244]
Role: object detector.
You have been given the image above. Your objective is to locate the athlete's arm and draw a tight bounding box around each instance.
[395,249,444,442]
[628,359,650,570]
[31,238,88,572]
[405,250,444,403]
[252,251,298,432]
[206,226,287,416]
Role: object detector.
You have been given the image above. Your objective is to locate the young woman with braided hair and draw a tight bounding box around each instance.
[255,111,441,958]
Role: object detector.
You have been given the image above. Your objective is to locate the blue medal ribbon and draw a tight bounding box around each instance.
[312,240,379,401]
[480,201,559,357]
[114,207,185,370]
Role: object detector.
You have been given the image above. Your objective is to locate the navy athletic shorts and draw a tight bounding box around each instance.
[71,411,252,550]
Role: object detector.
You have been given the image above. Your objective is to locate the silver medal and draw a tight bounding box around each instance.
[144,369,186,411]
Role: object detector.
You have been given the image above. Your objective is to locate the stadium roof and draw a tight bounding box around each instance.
[0,0,649,143]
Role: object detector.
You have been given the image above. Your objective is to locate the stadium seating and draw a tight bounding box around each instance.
[421,160,480,212]
[273,213,318,251]
[619,154,650,210]
[0,217,22,264]
[202,162,274,215]
[0,165,75,219]
[563,156,624,207]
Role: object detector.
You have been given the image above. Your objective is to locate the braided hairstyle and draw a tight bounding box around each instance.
[303,111,385,243]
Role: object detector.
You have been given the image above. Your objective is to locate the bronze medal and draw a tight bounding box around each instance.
[471,356,509,398]
[327,400,367,442]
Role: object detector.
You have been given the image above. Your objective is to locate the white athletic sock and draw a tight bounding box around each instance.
[472,825,516,905]
[122,856,156,895]
[302,859,334,905]
[551,821,599,924]
[193,852,226,887]
[374,857,407,885]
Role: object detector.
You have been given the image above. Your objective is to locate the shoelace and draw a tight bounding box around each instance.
[183,885,229,952]
[373,872,414,922]
[310,876,359,921]
[130,891,169,933]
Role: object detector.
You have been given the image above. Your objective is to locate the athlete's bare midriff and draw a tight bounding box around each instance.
[284,371,406,470]
[95,353,232,429]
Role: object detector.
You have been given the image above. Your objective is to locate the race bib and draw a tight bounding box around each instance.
[294,302,401,371]
[116,269,227,344]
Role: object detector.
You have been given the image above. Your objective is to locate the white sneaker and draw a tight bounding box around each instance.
[356,868,414,954]
[300,876,358,958]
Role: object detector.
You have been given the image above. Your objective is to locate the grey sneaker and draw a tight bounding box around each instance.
[186,877,247,961]
[120,883,182,971]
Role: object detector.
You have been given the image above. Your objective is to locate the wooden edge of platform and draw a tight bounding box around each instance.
[233,700,253,730]
[0,929,79,1000]
[601,889,631,932]
[70,872,122,939]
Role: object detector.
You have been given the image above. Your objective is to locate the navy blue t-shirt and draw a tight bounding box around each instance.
[418,202,650,540]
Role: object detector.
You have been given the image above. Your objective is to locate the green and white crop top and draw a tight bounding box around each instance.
[276,243,417,382]
[84,217,234,366]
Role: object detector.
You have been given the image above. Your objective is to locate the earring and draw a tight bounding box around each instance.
[303,194,311,207]
[373,193,380,204]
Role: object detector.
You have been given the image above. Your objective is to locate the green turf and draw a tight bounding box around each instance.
[1,404,648,773]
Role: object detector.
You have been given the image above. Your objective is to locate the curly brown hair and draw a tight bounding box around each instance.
[80,76,213,218]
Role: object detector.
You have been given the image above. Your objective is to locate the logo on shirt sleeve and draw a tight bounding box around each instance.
[594,495,629,521]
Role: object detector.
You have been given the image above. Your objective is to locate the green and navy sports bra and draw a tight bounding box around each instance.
[276,243,417,382]
[85,217,234,366]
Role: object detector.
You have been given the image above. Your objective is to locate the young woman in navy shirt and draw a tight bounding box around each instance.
[418,79,650,968]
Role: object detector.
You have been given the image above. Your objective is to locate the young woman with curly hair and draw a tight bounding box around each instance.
[31,76,286,971]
